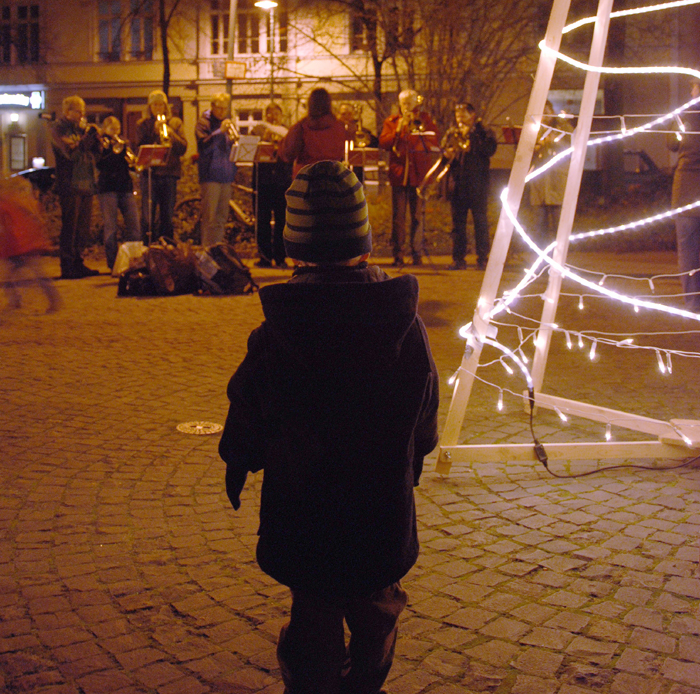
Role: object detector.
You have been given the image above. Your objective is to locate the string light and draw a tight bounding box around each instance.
[656,350,665,373]
[554,406,568,422]
[588,339,597,361]
[448,0,700,443]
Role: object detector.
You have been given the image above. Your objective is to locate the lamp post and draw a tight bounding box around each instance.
[254,0,278,102]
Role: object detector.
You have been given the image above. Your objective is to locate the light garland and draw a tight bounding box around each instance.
[451,0,700,446]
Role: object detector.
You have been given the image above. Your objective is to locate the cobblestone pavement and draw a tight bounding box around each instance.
[1,251,699,694]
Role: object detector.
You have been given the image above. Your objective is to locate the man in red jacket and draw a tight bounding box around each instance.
[379,90,439,266]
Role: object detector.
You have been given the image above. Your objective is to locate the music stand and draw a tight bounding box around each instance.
[136,144,170,245]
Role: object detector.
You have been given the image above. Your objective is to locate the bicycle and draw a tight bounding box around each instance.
[173,181,255,246]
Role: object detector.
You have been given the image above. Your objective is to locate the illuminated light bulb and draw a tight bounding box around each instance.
[634,305,640,313]
[655,350,665,372]
[672,423,694,447]
[675,114,686,132]
[555,407,568,422]
[589,340,597,361]
[518,348,529,365]
[598,275,607,286]
[500,358,514,375]
[648,278,655,292]
[565,331,573,349]
[605,423,612,441]
[620,338,634,345]
[578,334,584,349]
[497,390,504,411]
[448,370,458,386]
[666,352,673,374]
[676,132,684,141]
[578,296,585,310]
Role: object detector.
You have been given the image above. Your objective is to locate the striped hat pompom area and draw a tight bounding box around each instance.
[284,160,373,263]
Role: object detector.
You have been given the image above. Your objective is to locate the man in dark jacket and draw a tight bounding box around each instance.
[50,95,101,279]
[195,92,238,247]
[444,103,497,270]
[219,160,439,694]
[135,90,187,243]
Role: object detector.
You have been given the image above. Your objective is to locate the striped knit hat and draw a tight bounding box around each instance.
[284,160,372,263]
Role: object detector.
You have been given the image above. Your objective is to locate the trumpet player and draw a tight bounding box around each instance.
[195,92,239,247]
[95,116,141,272]
[49,95,101,279]
[443,103,497,271]
[135,90,187,243]
[379,89,439,266]
[251,102,292,268]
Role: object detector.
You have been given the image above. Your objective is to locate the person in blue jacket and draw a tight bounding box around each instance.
[195,92,238,247]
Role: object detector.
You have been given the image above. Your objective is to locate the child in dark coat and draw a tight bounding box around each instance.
[219,160,439,694]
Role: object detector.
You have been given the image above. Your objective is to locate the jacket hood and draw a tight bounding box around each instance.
[303,113,341,132]
[258,273,419,374]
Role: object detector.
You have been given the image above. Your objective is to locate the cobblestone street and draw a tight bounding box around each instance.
[1,251,699,694]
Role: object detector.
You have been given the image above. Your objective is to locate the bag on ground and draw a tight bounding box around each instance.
[195,243,258,295]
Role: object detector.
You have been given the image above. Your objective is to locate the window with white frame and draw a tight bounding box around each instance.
[98,0,153,62]
[209,0,229,56]
[218,0,286,57]
[0,2,40,64]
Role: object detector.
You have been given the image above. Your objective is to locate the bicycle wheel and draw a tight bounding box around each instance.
[173,197,202,244]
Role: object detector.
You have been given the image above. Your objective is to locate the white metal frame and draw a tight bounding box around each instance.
[436,0,700,474]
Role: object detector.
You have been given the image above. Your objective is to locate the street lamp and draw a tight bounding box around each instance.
[255,0,278,102]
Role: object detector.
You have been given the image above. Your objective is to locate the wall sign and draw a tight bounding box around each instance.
[0,91,45,109]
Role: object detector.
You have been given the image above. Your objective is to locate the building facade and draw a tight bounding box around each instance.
[0,0,398,176]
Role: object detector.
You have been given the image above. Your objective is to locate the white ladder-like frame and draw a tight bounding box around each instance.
[436,0,700,474]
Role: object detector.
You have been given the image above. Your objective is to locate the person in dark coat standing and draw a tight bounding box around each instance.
[251,102,292,268]
[95,116,140,271]
[135,90,187,243]
[444,103,497,270]
[670,76,700,312]
[219,160,439,694]
[195,92,238,247]
[277,88,348,178]
[50,95,101,279]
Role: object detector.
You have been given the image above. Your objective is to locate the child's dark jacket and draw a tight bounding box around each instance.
[219,264,439,597]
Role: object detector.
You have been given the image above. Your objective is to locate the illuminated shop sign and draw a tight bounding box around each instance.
[0,91,45,109]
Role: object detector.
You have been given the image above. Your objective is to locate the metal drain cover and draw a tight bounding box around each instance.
[177,421,223,435]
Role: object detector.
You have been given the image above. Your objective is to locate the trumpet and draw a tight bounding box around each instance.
[223,118,239,143]
[156,114,171,145]
[101,133,138,168]
[78,117,99,135]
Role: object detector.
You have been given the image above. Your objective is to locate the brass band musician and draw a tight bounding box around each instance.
[251,103,292,268]
[442,103,497,270]
[379,89,440,266]
[49,95,101,278]
[195,92,239,247]
[135,90,187,243]
[95,116,141,271]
